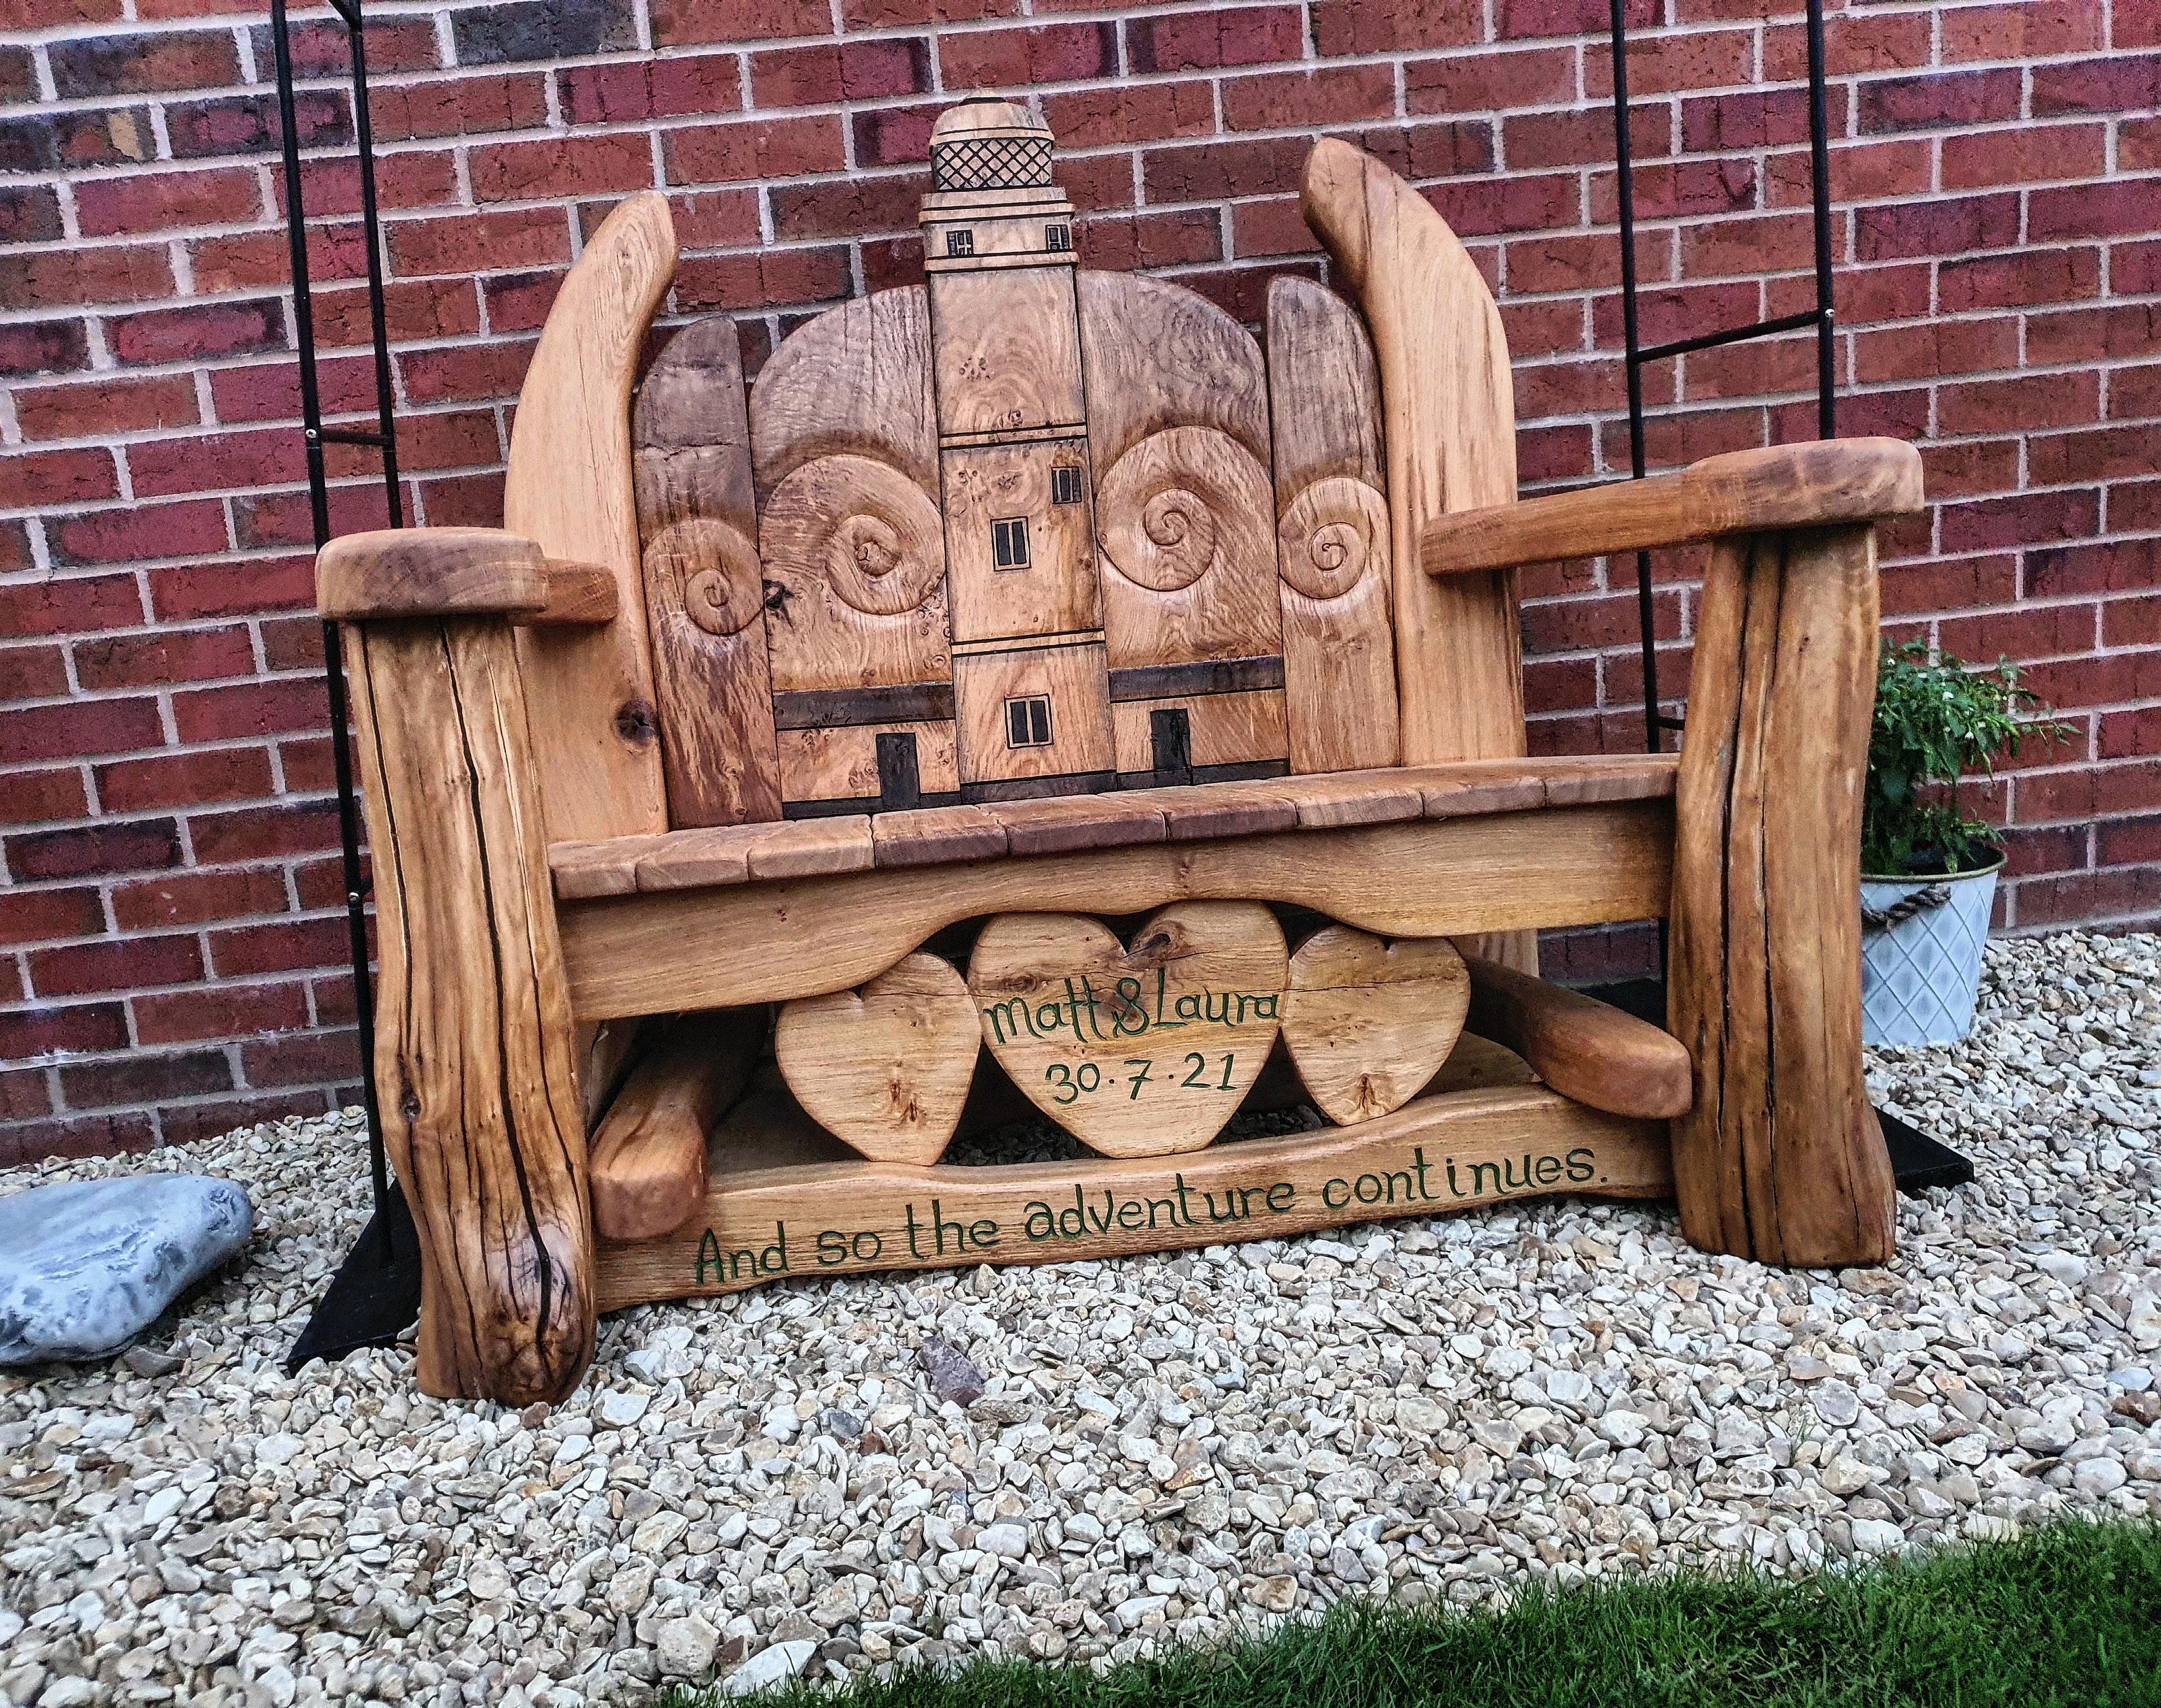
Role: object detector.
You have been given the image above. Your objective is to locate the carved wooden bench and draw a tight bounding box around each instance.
[316,101,1923,1404]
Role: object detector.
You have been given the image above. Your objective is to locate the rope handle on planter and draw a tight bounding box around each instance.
[1861,883,1951,933]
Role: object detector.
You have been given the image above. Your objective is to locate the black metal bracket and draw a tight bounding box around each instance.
[1607,0,1837,755]
[272,0,397,1261]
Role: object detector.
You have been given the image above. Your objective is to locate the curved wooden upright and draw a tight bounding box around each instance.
[504,191,678,847]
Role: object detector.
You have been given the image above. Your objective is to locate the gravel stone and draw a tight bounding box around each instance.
[2,931,2158,1692]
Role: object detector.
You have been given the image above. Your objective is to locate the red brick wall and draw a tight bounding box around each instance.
[3,0,2156,1164]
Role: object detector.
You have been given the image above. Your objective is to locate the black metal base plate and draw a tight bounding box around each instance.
[1579,978,1975,1197]
[285,1182,422,1372]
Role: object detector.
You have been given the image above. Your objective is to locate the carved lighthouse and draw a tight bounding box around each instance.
[921,100,1118,799]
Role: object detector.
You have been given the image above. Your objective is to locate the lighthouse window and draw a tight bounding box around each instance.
[1006,694,1054,748]
[946,229,974,257]
[1045,223,1071,252]
[1050,466,1084,506]
[991,516,1031,569]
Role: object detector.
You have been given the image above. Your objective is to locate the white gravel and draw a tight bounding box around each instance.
[3,929,2159,1706]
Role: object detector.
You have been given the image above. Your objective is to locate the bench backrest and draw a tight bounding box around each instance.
[512,100,1526,839]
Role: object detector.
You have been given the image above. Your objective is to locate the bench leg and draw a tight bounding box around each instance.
[346,615,596,1402]
[1668,525,1897,1267]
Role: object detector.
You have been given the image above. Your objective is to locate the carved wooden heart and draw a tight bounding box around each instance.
[1282,927,1469,1125]
[774,953,978,1166]
[968,901,1288,1157]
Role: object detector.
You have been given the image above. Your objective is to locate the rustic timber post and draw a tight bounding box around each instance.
[322,530,601,1404]
[1667,524,1897,1267]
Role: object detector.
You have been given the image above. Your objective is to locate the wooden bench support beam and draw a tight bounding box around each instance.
[589,1008,764,1240]
[345,615,595,1404]
[1668,525,1897,1267]
[559,798,1676,1021]
[595,1083,1671,1311]
[1462,955,1692,1120]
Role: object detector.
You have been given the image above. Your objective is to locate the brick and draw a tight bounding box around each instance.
[0,1111,158,1167]
[1,106,158,172]
[1584,27,1753,98]
[1854,319,2022,386]
[2031,180,2161,242]
[1940,371,2101,436]
[2,643,69,702]
[0,448,121,511]
[192,223,369,297]
[1941,0,2102,61]
[2109,360,2161,421]
[1498,0,1656,38]
[1938,246,2101,312]
[1127,6,1301,71]
[1511,106,1667,173]
[0,1001,129,1060]
[1406,47,1575,116]
[674,248,853,314]
[106,298,285,367]
[242,15,440,76]
[2100,708,2161,761]
[1762,10,1932,79]
[134,980,309,1046]
[1916,439,2021,502]
[2029,425,2154,486]
[469,130,655,204]
[481,269,561,333]
[560,54,742,125]
[0,244,176,311]
[1853,194,2020,262]
[187,800,342,865]
[1227,198,1318,262]
[0,186,64,246]
[940,23,1117,90]
[1879,551,2018,616]
[2106,596,2161,649]
[768,174,928,242]
[371,71,550,141]
[33,933,203,999]
[399,339,535,406]
[412,470,508,528]
[1680,211,1818,279]
[49,500,230,568]
[1312,0,1479,54]
[165,89,350,159]
[1592,159,1758,224]
[275,153,461,221]
[450,0,635,63]
[2098,816,2161,868]
[1223,66,1396,133]
[71,626,254,694]
[666,116,846,186]
[1858,69,2021,134]
[59,1048,233,1109]
[208,353,378,426]
[753,38,930,107]
[2031,53,2161,115]
[1941,122,2106,189]
[1764,138,1933,209]
[1681,89,1809,154]
[2015,762,2161,826]
[2,696,165,767]
[113,865,289,932]
[1940,488,2102,557]
[650,0,829,45]
[1,320,90,379]
[47,29,238,97]
[0,1068,51,1124]
[1937,600,2102,664]
[149,552,317,620]
[0,768,89,826]
[210,916,348,978]
[2026,539,2161,601]
[235,1027,360,1089]
[0,46,29,104]
[0,886,104,947]
[73,165,261,237]
[98,744,277,813]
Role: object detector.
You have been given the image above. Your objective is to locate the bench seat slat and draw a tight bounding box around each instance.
[547,755,1678,900]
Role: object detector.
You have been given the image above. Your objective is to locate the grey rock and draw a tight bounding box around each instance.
[722,1640,814,1697]
[1811,1380,1861,1427]
[0,1176,251,1365]
[917,1336,984,1406]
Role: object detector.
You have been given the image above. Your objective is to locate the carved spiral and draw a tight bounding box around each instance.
[760,453,945,618]
[1096,426,1267,595]
[644,517,764,636]
[1276,476,1389,602]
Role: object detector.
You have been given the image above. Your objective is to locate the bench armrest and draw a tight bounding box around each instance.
[1422,438,1924,578]
[317,526,618,626]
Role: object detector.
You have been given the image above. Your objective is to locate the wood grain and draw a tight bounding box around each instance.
[560,796,1676,1019]
[1284,928,1469,1125]
[1077,271,1271,472]
[774,953,979,1165]
[634,316,783,828]
[594,1082,1672,1309]
[969,903,1289,1156]
[344,614,592,1404]
[1422,439,1928,577]
[1265,276,1398,774]
[589,1007,764,1240]
[748,286,939,503]
[928,266,1085,436]
[317,528,544,620]
[1462,953,1692,1120]
[1668,525,1897,1267]
[503,190,677,846]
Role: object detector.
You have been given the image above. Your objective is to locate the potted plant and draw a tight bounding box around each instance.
[1860,639,2068,1045]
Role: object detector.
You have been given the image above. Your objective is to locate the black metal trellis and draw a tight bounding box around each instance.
[1607,0,1838,754]
[272,0,400,1300]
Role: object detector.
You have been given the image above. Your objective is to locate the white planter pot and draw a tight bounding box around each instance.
[1859,856,2003,1047]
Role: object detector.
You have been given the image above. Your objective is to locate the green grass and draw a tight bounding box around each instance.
[665,1517,2161,1708]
